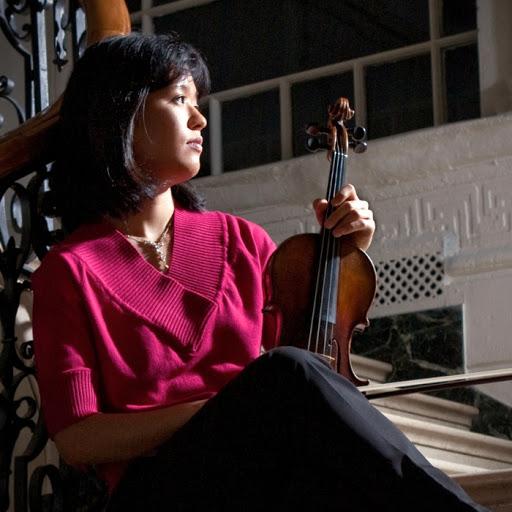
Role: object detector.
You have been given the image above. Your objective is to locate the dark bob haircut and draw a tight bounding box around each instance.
[51,32,210,233]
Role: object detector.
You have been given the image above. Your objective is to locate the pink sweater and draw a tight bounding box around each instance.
[32,205,277,490]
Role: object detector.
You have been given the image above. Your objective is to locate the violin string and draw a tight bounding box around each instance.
[309,157,334,354]
[325,139,345,360]
[331,142,346,362]
[307,128,347,360]
[306,197,325,352]
[322,148,339,355]
[307,146,338,354]
[318,144,342,356]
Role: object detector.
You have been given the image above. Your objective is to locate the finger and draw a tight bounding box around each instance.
[312,198,328,211]
[329,208,373,233]
[331,183,358,206]
[324,200,371,228]
[331,218,375,239]
[312,198,329,224]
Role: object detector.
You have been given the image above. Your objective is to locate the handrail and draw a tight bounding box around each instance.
[362,368,512,399]
[0,0,131,183]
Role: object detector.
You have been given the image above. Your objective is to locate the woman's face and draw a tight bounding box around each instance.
[133,75,207,186]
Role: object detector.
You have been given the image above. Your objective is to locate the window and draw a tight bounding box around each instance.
[366,54,433,139]
[222,90,281,172]
[130,0,479,174]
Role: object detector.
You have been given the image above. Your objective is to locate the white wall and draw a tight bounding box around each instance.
[478,0,512,116]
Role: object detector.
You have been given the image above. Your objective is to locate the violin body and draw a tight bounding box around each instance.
[263,233,376,386]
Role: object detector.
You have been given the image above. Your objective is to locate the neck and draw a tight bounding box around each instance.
[116,188,175,241]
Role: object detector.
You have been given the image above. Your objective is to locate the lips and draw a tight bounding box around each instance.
[187,137,203,152]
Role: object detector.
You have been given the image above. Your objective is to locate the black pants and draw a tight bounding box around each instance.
[107,347,489,511]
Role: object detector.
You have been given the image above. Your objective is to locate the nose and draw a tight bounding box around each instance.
[189,106,207,131]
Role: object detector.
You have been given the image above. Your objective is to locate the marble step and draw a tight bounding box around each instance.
[455,469,512,512]
[352,354,393,383]
[372,393,480,431]
[352,355,480,430]
[385,412,512,475]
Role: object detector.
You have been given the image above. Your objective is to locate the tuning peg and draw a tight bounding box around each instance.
[348,126,367,142]
[348,125,367,153]
[305,123,331,152]
[305,123,320,135]
[352,141,367,154]
[306,132,331,152]
[306,135,322,152]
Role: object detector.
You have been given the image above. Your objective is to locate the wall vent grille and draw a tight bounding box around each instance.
[374,253,444,307]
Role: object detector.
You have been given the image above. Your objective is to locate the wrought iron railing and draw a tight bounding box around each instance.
[0,2,130,510]
[0,3,80,510]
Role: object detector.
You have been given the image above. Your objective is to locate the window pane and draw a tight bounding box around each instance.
[222,90,280,172]
[291,73,354,157]
[125,0,141,12]
[154,0,429,92]
[442,0,477,36]
[445,44,480,123]
[366,54,433,139]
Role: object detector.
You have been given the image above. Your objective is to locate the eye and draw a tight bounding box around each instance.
[173,95,186,104]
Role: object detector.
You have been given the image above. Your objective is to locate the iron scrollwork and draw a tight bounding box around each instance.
[0,0,85,122]
[0,170,60,512]
[53,0,86,71]
[0,173,46,512]
[0,74,25,128]
[0,1,93,510]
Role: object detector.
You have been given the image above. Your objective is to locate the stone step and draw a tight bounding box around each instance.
[385,412,512,474]
[352,354,392,383]
[372,393,480,431]
[428,458,494,475]
[455,469,512,512]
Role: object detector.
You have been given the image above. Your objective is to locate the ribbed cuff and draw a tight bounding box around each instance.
[42,368,98,437]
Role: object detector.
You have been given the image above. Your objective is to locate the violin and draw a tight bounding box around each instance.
[263,97,376,386]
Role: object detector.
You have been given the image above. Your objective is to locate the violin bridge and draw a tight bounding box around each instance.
[319,338,338,371]
[317,352,337,371]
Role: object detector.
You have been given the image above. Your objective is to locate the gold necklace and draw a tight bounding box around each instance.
[124,218,172,271]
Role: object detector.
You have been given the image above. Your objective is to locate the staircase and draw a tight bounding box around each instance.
[352,355,512,511]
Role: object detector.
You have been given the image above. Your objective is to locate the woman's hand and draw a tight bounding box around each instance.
[313,184,375,252]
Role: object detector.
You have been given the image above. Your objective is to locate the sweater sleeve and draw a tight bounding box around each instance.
[250,223,280,351]
[224,214,278,350]
[32,250,100,437]
[251,221,277,273]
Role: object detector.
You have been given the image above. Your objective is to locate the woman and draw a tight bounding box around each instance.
[32,33,487,511]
